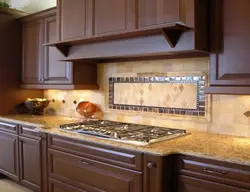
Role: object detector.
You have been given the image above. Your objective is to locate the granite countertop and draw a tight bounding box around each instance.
[1,114,250,166]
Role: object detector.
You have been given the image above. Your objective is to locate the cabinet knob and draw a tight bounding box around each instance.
[147,162,156,169]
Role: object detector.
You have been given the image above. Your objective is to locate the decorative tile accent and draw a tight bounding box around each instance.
[244,111,250,118]
[109,76,206,117]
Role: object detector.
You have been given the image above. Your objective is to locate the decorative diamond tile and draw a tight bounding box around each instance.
[244,111,250,118]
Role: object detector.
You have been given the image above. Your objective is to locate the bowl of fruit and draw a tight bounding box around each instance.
[25,98,50,115]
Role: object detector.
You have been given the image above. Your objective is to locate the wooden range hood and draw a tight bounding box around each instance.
[45,0,209,62]
[45,23,208,62]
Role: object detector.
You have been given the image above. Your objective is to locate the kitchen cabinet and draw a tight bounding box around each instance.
[176,155,250,192]
[0,121,47,192]
[52,0,208,59]
[57,0,92,41]
[0,130,19,181]
[205,0,250,94]
[44,15,73,85]
[138,0,181,28]
[21,8,98,90]
[19,136,43,191]
[94,0,136,35]
[22,19,43,84]
[48,149,142,192]
[48,135,143,192]
[19,125,48,192]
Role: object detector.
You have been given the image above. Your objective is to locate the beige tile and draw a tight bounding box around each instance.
[44,57,250,137]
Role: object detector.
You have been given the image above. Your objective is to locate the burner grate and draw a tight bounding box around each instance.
[59,120,187,145]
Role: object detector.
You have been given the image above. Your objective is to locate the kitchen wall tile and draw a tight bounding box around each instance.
[44,57,250,137]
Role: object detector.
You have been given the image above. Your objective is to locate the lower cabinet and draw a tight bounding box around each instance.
[48,149,142,192]
[19,136,43,191]
[0,130,19,181]
[0,122,47,192]
[177,155,250,192]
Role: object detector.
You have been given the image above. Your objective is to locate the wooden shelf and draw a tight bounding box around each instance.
[44,23,191,57]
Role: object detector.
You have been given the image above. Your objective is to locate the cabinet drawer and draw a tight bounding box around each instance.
[48,135,143,171]
[178,175,250,192]
[178,156,250,189]
[49,178,86,192]
[19,124,42,138]
[48,149,142,192]
[0,121,18,134]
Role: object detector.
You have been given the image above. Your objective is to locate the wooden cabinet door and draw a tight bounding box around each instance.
[48,149,142,192]
[19,136,42,192]
[178,175,250,192]
[138,0,180,28]
[209,0,250,86]
[0,131,19,181]
[22,20,43,84]
[93,0,136,35]
[44,15,73,85]
[57,0,92,40]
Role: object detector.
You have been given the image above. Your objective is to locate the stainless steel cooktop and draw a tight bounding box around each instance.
[59,120,188,145]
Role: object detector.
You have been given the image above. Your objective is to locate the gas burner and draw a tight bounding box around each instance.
[59,120,188,145]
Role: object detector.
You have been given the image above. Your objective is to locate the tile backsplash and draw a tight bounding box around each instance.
[45,57,250,137]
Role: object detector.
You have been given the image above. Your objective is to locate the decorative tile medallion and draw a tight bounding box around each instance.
[108,76,206,117]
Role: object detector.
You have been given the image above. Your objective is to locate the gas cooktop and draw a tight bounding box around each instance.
[59,120,188,145]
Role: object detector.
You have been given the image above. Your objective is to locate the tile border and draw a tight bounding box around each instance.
[108,76,206,117]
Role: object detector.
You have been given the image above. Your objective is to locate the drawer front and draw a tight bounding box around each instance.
[19,124,42,138]
[49,178,87,192]
[48,149,142,192]
[0,121,18,134]
[178,175,250,192]
[48,135,143,171]
[178,156,250,188]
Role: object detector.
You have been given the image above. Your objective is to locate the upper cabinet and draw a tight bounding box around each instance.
[44,15,73,85]
[93,0,136,35]
[22,19,43,84]
[57,0,92,41]
[21,8,98,90]
[205,0,250,94]
[138,0,180,28]
[50,0,208,59]
[138,0,196,28]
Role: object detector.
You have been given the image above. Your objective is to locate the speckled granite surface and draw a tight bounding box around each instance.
[1,115,250,166]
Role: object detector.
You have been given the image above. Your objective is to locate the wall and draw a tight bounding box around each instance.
[44,57,250,137]
[6,0,56,13]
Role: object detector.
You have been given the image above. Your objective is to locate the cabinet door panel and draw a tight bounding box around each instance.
[19,136,42,192]
[58,0,91,40]
[210,0,250,86]
[48,149,142,192]
[22,20,43,84]
[44,15,73,84]
[94,0,136,35]
[178,175,250,192]
[138,0,180,28]
[0,131,18,181]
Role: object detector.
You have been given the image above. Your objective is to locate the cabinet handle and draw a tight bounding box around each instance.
[79,159,93,165]
[203,168,227,175]
[147,162,156,169]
